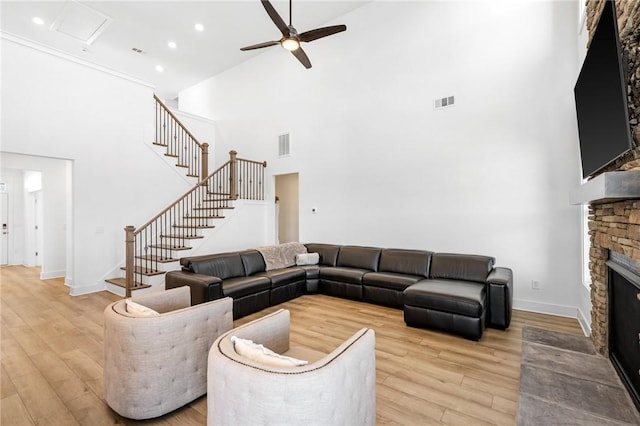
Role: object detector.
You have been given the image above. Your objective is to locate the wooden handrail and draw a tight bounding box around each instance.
[133,161,231,236]
[153,94,202,149]
[237,157,268,167]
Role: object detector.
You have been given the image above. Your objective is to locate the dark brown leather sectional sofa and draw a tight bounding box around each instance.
[165,243,513,340]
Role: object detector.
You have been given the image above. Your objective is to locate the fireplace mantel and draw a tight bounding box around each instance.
[570,171,640,205]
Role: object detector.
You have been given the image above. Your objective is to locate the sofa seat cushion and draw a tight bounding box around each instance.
[320,267,370,284]
[404,280,486,317]
[257,267,306,287]
[362,272,423,291]
[223,276,271,299]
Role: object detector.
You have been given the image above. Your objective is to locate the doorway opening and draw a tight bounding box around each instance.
[0,153,70,281]
[275,173,299,244]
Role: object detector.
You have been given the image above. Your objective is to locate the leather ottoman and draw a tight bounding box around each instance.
[403,280,487,340]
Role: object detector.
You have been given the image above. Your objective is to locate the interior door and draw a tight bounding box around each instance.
[1,193,8,265]
[275,173,299,243]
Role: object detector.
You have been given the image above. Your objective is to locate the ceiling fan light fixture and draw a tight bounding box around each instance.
[281,38,300,51]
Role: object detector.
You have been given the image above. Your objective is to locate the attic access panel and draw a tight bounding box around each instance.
[51,1,112,45]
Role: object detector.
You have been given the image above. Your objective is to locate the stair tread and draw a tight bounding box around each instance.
[105,278,152,290]
[148,244,192,250]
[172,224,215,229]
[136,255,180,263]
[161,234,204,239]
[119,266,165,276]
[152,142,168,147]
[184,216,225,219]
[192,207,229,211]
[164,153,179,158]
[176,164,188,168]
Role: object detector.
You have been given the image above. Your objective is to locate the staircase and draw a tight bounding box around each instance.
[105,95,267,297]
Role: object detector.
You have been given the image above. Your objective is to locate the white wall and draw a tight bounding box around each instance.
[179,1,585,317]
[1,37,192,294]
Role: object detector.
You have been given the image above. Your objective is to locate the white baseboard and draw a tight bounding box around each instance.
[577,307,592,336]
[40,270,65,280]
[69,281,106,296]
[513,298,578,319]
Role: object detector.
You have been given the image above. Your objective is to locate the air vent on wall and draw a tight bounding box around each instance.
[434,95,455,110]
[278,133,291,157]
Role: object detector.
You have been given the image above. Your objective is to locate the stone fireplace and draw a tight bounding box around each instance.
[576,0,640,412]
[583,0,640,356]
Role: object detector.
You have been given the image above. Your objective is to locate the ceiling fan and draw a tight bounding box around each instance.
[240,0,347,69]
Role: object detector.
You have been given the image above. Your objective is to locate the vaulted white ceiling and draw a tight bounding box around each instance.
[1,1,368,99]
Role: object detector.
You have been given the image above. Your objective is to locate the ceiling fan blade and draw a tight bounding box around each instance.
[291,47,312,69]
[261,0,289,36]
[299,25,346,43]
[240,41,280,51]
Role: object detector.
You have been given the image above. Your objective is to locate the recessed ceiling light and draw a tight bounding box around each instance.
[168,41,177,49]
[155,65,164,72]
[194,23,204,32]
[32,17,45,25]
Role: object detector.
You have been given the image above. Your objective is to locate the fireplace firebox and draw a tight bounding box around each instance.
[607,256,640,412]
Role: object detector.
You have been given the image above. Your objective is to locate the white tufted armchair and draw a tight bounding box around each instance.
[207,309,376,426]
[103,286,233,420]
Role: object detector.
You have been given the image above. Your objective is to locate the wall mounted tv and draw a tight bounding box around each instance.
[574,0,632,179]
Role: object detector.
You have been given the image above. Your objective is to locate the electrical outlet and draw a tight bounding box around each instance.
[532,280,540,290]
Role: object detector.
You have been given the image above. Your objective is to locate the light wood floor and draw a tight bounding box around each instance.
[1,266,584,425]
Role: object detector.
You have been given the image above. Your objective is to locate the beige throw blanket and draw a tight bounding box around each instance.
[257,242,308,271]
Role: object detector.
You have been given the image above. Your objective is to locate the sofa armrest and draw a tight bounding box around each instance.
[486,267,513,329]
[165,271,223,306]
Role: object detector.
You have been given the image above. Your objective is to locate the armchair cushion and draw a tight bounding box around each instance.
[231,336,308,367]
[124,300,159,317]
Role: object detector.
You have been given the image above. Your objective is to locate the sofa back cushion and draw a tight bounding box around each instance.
[337,246,381,271]
[429,253,495,283]
[304,243,341,266]
[240,250,267,276]
[379,249,432,278]
[182,252,246,279]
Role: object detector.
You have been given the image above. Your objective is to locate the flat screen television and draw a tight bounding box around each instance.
[574,0,632,179]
